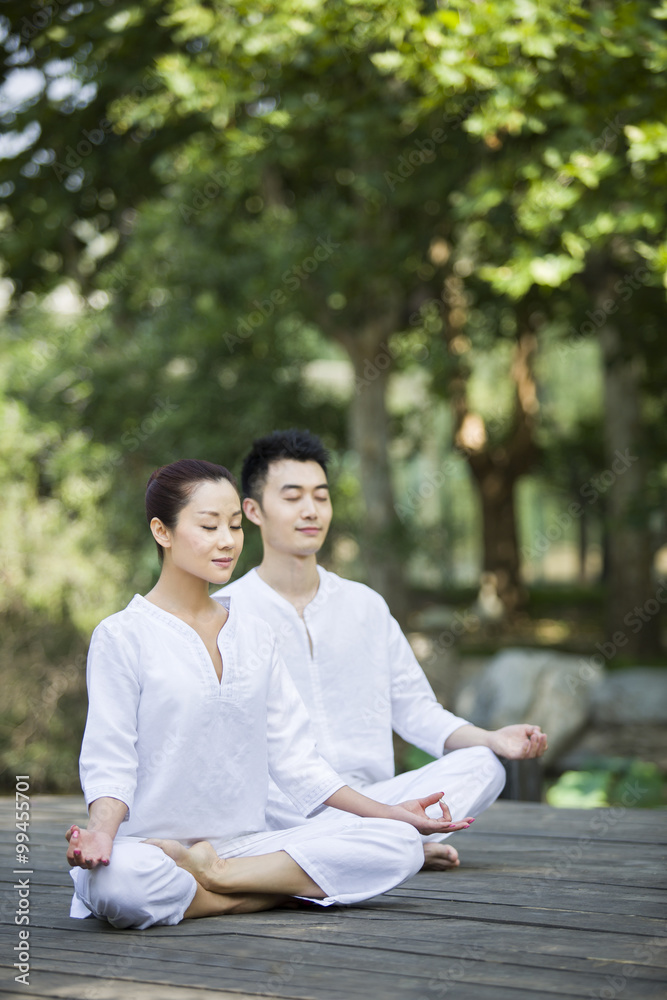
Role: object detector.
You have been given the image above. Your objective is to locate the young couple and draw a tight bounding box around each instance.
[67,430,546,929]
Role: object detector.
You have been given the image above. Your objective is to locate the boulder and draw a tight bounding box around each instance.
[454,647,605,765]
[590,668,667,725]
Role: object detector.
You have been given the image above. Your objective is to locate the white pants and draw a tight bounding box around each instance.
[69,814,424,930]
[267,747,507,842]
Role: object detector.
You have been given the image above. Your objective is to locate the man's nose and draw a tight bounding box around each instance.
[300,496,317,517]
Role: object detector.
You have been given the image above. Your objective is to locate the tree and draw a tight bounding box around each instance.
[449,0,667,648]
[2,0,665,635]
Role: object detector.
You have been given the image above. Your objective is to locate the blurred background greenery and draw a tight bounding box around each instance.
[0,0,665,802]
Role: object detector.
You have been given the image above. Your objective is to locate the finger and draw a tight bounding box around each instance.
[428,819,471,833]
[439,799,453,823]
[431,815,474,830]
[418,791,446,807]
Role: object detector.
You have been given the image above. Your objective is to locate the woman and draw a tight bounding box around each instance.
[67,459,472,929]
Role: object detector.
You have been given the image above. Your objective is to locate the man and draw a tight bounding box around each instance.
[218,429,547,870]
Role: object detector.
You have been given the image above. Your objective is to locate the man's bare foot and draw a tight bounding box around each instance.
[422,843,460,871]
[145,838,228,891]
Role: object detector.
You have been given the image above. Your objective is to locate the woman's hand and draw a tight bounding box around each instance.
[387,793,474,836]
[65,824,113,869]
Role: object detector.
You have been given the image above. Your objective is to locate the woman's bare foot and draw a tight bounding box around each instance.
[145,838,229,891]
[423,843,460,871]
[147,838,325,899]
[145,839,290,917]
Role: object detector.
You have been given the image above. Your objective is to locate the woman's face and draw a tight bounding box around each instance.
[157,478,244,585]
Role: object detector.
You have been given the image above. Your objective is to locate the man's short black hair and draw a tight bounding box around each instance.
[242,429,330,502]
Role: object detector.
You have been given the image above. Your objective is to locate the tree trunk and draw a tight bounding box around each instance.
[469,464,525,613]
[599,323,661,656]
[347,347,409,621]
[444,299,540,615]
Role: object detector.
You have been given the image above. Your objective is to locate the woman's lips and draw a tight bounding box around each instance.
[297,527,320,535]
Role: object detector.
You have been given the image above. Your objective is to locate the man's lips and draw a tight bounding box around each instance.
[212,557,233,565]
[297,527,320,534]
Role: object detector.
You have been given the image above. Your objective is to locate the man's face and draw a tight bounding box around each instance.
[244,459,332,557]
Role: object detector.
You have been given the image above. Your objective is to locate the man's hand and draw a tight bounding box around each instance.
[488,724,548,760]
[66,825,113,869]
[387,793,474,836]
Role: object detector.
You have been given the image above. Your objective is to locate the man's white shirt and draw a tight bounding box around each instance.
[218,567,469,820]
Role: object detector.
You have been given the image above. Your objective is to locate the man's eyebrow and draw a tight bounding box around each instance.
[279,484,329,491]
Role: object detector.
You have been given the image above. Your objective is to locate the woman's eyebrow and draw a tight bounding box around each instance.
[197,509,243,517]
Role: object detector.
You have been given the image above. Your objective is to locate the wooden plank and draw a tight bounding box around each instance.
[0,796,665,1000]
[0,971,260,1000]
[9,943,666,1000]
[26,926,667,983]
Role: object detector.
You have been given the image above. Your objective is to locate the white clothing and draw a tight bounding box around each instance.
[70,817,423,929]
[70,593,424,928]
[78,594,345,847]
[219,568,505,831]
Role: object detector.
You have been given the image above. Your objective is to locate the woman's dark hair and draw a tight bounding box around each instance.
[145,459,237,560]
[242,429,329,503]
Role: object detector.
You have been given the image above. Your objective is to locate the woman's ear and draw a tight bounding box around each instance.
[243,497,262,527]
[150,517,171,551]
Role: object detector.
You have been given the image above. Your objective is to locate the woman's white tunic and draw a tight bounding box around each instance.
[79,594,345,850]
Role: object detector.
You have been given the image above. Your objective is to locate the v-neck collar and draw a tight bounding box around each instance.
[250,566,324,619]
[130,594,236,691]
[130,592,235,639]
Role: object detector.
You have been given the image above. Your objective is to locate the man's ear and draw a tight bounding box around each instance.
[150,517,171,551]
[243,497,263,527]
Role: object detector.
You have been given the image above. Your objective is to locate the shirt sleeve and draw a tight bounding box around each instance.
[266,643,345,817]
[78,621,141,816]
[387,611,469,758]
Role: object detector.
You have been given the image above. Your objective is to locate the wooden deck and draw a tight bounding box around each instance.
[1,796,665,1000]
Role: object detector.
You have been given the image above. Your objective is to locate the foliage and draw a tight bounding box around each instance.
[0,0,665,784]
[547,759,667,809]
